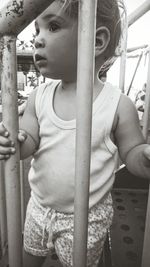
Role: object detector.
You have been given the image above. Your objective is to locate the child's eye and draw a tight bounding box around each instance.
[34,21,40,36]
[48,21,61,32]
[35,28,39,36]
[35,25,40,36]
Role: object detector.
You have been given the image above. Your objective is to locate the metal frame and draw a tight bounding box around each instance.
[0,2,60,266]
[0,0,97,266]
[141,49,150,267]
[126,3,150,265]
[73,1,97,266]
[0,1,150,267]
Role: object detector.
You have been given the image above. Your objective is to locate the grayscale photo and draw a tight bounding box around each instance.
[0,1,150,267]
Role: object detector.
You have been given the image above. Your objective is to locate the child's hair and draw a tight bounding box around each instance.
[59,0,122,60]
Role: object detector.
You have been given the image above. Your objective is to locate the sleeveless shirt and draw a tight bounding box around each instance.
[28,79,121,212]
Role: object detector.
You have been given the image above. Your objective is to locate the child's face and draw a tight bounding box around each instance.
[34,1,78,81]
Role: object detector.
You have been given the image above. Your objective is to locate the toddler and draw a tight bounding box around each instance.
[0,0,150,266]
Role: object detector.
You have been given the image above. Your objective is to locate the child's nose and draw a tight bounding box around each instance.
[34,37,45,49]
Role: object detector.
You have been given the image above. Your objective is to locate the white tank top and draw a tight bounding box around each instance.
[29,79,121,212]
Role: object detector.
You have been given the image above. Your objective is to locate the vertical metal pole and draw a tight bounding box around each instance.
[126,52,143,96]
[20,160,26,231]
[141,50,150,267]
[0,38,7,258]
[0,161,7,256]
[119,7,128,93]
[127,3,150,264]
[119,48,127,93]
[142,50,150,140]
[73,1,97,267]
[1,35,22,267]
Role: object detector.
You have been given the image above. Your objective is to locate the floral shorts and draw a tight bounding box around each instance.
[24,193,113,267]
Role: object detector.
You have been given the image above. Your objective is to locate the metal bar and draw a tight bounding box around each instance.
[119,2,128,93]
[126,52,143,96]
[0,0,55,37]
[1,35,22,267]
[0,162,7,256]
[20,160,26,231]
[127,44,148,53]
[73,1,97,267]
[128,0,150,27]
[119,42,127,93]
[141,50,150,267]
[0,1,55,266]
[142,50,150,140]
[126,2,150,265]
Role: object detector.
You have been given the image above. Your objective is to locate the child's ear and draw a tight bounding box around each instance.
[95,26,110,57]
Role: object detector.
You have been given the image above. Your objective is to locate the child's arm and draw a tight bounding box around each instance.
[19,88,40,159]
[0,88,39,160]
[114,94,150,179]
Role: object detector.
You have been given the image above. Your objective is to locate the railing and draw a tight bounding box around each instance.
[0,1,150,267]
[0,0,97,267]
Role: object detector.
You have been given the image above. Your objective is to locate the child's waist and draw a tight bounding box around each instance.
[29,176,115,213]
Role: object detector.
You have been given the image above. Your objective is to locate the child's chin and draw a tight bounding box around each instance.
[40,70,59,80]
[39,68,50,77]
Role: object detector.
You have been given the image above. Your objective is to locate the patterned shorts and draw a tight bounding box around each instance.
[24,193,113,267]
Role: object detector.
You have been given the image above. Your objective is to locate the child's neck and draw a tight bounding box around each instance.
[53,76,104,121]
[60,73,104,100]
[61,80,77,93]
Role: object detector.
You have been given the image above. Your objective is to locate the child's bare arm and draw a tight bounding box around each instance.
[0,89,39,160]
[114,94,150,179]
[19,88,40,159]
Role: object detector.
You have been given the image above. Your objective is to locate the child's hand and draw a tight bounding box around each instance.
[0,123,27,160]
[0,123,14,160]
[18,101,27,116]
[18,129,27,143]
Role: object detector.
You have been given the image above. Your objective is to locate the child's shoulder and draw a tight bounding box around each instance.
[118,94,137,116]
[114,93,139,130]
[36,79,60,95]
[112,93,139,133]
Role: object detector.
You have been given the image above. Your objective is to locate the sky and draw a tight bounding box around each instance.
[17,0,150,96]
[108,0,150,95]
[126,0,150,47]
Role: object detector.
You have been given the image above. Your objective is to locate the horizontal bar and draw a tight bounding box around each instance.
[128,0,150,27]
[0,0,54,37]
[127,44,148,53]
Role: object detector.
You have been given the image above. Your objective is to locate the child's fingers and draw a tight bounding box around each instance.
[0,154,10,160]
[0,135,13,147]
[0,123,9,137]
[18,130,27,143]
[18,101,27,116]
[0,144,15,156]
[0,123,15,159]
[143,146,150,161]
